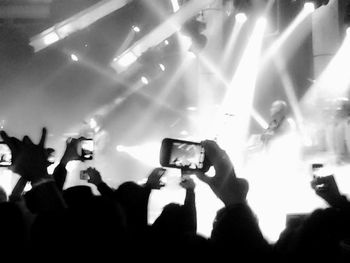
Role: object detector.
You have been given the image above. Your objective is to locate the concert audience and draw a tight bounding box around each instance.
[0,127,350,262]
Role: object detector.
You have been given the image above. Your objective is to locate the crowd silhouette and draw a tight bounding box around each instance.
[0,127,350,262]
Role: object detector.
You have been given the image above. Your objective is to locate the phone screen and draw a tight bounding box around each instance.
[169,142,205,169]
[0,143,12,167]
[311,163,332,178]
[80,170,90,180]
[80,139,94,160]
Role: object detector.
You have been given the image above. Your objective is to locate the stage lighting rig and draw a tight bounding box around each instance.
[181,17,207,52]
[304,0,329,9]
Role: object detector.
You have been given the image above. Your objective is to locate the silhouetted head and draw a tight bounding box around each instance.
[152,203,190,235]
[63,185,93,208]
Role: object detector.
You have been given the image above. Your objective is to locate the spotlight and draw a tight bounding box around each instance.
[141,76,149,85]
[170,0,180,12]
[70,54,79,62]
[115,51,138,67]
[159,63,166,71]
[303,2,315,13]
[43,32,59,45]
[235,12,247,24]
[164,40,169,45]
[132,25,141,32]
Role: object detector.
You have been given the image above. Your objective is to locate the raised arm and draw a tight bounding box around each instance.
[180,173,197,233]
[1,128,67,214]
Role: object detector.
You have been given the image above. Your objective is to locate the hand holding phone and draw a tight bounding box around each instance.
[77,138,94,160]
[311,175,345,207]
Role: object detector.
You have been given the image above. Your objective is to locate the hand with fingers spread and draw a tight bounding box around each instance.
[86,167,103,186]
[195,140,248,206]
[0,128,50,184]
[145,167,166,190]
[311,175,348,208]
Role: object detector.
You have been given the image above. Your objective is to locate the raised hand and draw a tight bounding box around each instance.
[0,128,50,184]
[86,167,103,186]
[195,140,248,206]
[311,175,347,208]
[145,167,166,190]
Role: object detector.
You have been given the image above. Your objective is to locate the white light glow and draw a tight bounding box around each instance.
[43,32,60,45]
[235,12,247,24]
[116,145,124,152]
[159,63,166,71]
[164,40,169,45]
[88,118,97,129]
[116,52,138,67]
[347,27,350,35]
[304,2,316,13]
[70,54,79,62]
[141,76,149,85]
[116,143,161,167]
[216,16,267,171]
[171,0,180,12]
[132,25,141,32]
[180,130,188,136]
[187,106,197,111]
[302,33,350,103]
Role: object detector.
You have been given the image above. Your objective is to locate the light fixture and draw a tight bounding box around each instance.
[303,2,315,13]
[132,25,141,32]
[70,54,79,62]
[115,51,138,67]
[235,12,247,24]
[141,76,149,85]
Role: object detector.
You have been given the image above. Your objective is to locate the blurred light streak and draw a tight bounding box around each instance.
[220,17,245,69]
[111,0,215,73]
[259,5,313,68]
[216,17,267,170]
[30,0,132,52]
[251,109,268,129]
[123,54,196,141]
[302,33,350,104]
[171,0,180,12]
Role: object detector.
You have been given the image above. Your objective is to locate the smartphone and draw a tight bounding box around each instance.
[0,142,12,167]
[78,139,94,160]
[80,170,89,180]
[160,138,209,172]
[311,163,332,178]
